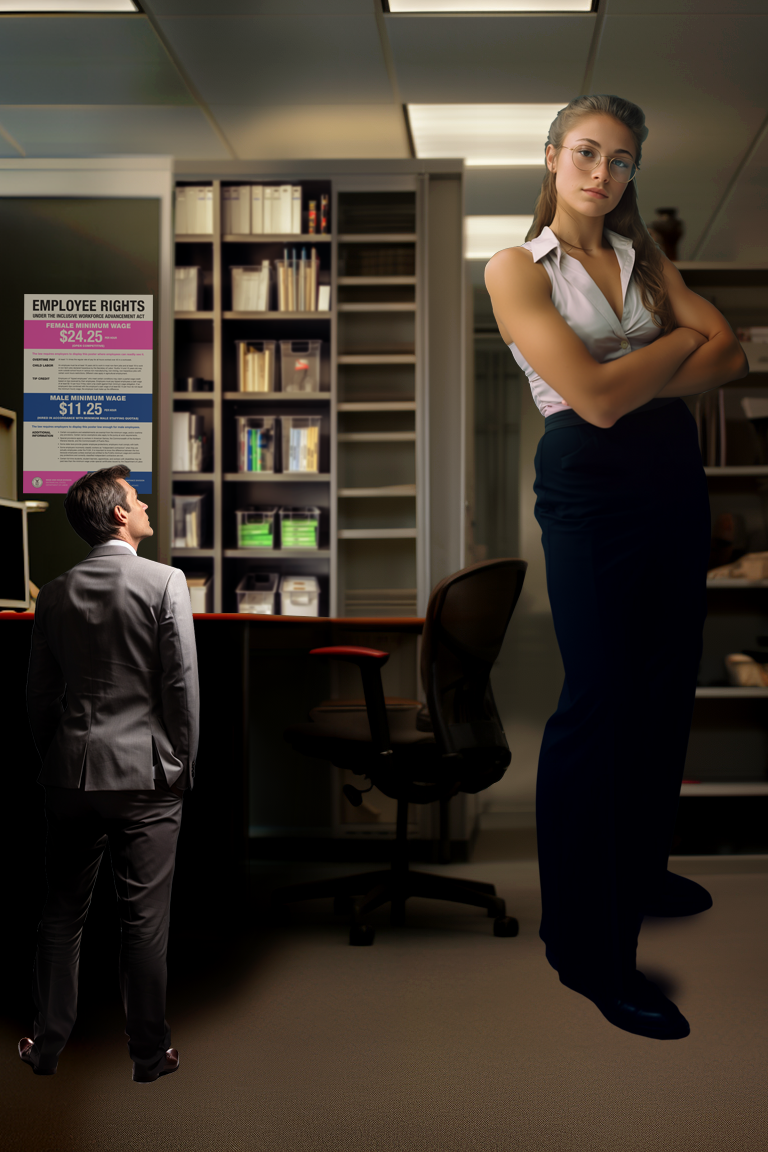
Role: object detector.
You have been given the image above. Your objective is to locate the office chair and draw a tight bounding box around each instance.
[270,557,528,945]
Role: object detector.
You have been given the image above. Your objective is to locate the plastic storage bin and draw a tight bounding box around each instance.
[279,575,320,618]
[172,493,207,548]
[185,574,212,613]
[236,507,277,548]
[236,340,276,392]
[231,265,270,313]
[280,340,322,392]
[236,572,279,615]
[175,267,202,312]
[237,415,276,473]
[282,415,321,473]
[279,507,320,549]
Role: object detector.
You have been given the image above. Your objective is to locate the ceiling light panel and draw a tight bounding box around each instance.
[465,215,534,259]
[389,2,591,10]
[0,1,138,11]
[408,104,560,165]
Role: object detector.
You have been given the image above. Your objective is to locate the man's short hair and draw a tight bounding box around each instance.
[64,465,132,546]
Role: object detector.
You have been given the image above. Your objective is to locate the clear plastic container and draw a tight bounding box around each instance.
[236,340,276,392]
[236,572,279,615]
[231,265,270,312]
[175,267,201,312]
[282,415,321,473]
[279,575,320,618]
[280,340,322,392]
[236,415,276,473]
[279,506,320,549]
[172,493,207,548]
[186,573,212,613]
[236,507,277,549]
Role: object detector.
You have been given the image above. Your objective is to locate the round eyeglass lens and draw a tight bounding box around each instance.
[571,147,636,183]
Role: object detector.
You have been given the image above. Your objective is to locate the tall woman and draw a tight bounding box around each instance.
[485,95,748,1040]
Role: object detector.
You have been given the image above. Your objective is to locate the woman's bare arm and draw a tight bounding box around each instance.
[485,247,706,428]
[653,255,749,397]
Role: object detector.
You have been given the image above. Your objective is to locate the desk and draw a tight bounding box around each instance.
[1,614,426,903]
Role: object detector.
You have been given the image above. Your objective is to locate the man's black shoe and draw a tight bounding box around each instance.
[644,871,713,917]
[18,1038,57,1075]
[595,971,690,1039]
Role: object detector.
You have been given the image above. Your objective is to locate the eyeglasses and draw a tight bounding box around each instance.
[564,145,638,184]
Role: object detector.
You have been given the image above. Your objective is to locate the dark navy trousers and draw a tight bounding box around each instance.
[533,397,710,1001]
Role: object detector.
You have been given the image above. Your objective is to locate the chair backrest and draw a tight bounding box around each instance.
[421,558,527,791]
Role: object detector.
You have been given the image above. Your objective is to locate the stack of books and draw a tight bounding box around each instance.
[276,248,328,312]
[285,419,320,473]
[175,187,213,234]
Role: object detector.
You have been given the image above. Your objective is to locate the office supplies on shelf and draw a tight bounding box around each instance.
[317,285,331,312]
[236,572,279,614]
[237,415,276,473]
[308,200,317,234]
[292,185,302,234]
[279,507,320,549]
[232,263,271,312]
[737,327,768,342]
[222,186,251,234]
[176,377,213,392]
[251,185,264,234]
[741,396,768,463]
[279,185,292,233]
[724,652,768,687]
[236,340,276,393]
[275,248,319,311]
[282,416,320,473]
[172,494,207,549]
[175,186,213,234]
[185,573,212,613]
[279,575,320,617]
[344,588,418,616]
[174,267,202,312]
[172,412,206,472]
[709,551,768,580]
[320,194,329,234]
[237,507,278,549]
[280,340,322,392]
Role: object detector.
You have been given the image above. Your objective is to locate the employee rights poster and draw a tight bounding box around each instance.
[23,294,153,494]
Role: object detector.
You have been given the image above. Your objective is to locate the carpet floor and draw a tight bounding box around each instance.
[2,851,767,1152]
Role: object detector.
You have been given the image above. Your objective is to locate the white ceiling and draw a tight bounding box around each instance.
[0,0,767,260]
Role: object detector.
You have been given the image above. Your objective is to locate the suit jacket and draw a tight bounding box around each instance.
[26,544,199,791]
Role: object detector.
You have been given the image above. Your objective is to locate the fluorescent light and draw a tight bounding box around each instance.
[408,104,561,166]
[389,2,592,11]
[465,216,534,259]
[0,1,138,10]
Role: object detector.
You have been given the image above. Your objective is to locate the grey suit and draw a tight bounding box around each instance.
[28,544,199,792]
[25,544,200,1076]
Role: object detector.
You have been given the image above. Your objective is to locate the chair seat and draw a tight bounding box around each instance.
[286,697,440,771]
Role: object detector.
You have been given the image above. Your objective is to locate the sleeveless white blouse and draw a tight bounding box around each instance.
[506,225,662,418]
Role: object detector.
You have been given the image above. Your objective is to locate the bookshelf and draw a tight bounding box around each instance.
[171,166,465,849]
[676,262,768,820]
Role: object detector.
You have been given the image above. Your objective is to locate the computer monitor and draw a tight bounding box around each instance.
[0,498,30,611]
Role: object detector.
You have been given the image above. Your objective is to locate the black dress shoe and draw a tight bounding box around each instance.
[18,1038,57,1075]
[644,871,713,917]
[595,971,690,1040]
[132,1048,179,1083]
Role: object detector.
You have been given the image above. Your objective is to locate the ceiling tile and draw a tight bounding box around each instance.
[0,16,193,105]
[385,14,594,102]
[590,13,768,257]
[609,1,768,12]
[699,129,768,262]
[210,104,410,160]
[0,106,229,159]
[155,15,392,105]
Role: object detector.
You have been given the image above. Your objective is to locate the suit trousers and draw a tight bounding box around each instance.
[32,783,183,1073]
[532,397,710,1001]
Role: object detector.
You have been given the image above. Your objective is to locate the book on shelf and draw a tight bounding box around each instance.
[251,185,263,235]
[172,494,206,548]
[276,247,320,312]
[174,266,201,312]
[286,421,320,473]
[320,193,329,234]
[257,185,303,235]
[237,341,275,392]
[222,186,251,234]
[238,417,276,473]
[175,186,213,234]
[172,412,205,472]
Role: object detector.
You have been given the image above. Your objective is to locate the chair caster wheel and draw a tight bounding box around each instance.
[333,895,355,915]
[349,924,375,946]
[493,916,519,938]
[487,898,506,918]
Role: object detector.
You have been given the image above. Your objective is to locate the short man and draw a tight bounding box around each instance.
[21,465,199,1083]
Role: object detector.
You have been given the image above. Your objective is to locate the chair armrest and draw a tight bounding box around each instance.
[309,647,391,753]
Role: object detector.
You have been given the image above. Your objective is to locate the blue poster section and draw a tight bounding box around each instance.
[125,471,152,491]
[24,394,153,422]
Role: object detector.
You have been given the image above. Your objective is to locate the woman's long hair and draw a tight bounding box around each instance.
[526,94,676,336]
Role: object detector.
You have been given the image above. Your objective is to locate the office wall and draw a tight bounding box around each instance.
[0,158,174,588]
